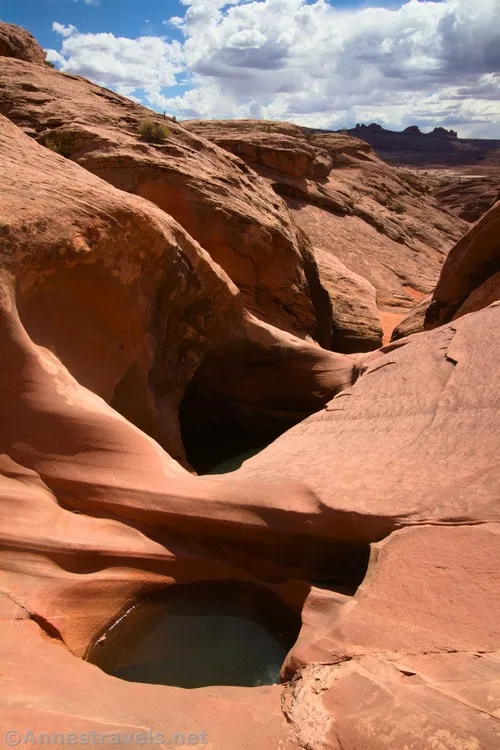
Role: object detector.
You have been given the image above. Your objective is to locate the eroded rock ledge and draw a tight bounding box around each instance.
[185,119,467,349]
[0,22,499,750]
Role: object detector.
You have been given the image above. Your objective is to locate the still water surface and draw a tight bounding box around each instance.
[88,583,300,688]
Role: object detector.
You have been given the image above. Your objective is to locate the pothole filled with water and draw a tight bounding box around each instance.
[206,446,267,474]
[87,582,301,688]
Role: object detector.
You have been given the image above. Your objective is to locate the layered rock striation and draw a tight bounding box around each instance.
[0,23,499,750]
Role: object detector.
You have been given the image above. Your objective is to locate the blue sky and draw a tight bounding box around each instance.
[1,0,499,136]
[1,0,408,46]
[1,0,190,99]
[1,0,184,47]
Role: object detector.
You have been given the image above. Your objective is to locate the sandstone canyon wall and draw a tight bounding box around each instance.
[0,57,329,345]
[185,119,467,349]
[0,23,499,750]
[393,198,500,340]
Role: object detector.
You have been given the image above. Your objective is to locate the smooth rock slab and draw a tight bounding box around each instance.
[284,524,500,750]
[0,620,299,750]
[287,524,500,670]
[235,304,500,544]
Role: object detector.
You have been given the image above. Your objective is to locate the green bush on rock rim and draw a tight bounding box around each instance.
[137,118,170,144]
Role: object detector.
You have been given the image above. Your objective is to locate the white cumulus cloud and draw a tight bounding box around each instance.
[52,22,77,38]
[48,22,183,97]
[47,0,500,136]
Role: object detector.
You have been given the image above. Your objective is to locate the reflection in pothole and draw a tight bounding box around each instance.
[87,582,301,688]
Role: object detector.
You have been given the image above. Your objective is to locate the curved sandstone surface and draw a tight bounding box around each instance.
[283,525,500,748]
[186,119,467,347]
[287,524,500,669]
[0,113,361,637]
[394,200,500,339]
[0,22,47,65]
[313,248,383,352]
[0,112,241,468]
[0,110,357,465]
[182,123,333,180]
[433,173,500,222]
[0,56,328,343]
[390,295,431,341]
[1,111,498,641]
[1,24,500,749]
[233,304,500,542]
[0,620,300,750]
[426,200,500,328]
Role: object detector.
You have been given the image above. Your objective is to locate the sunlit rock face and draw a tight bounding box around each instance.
[395,198,500,338]
[185,118,468,347]
[425,199,500,328]
[0,57,331,346]
[0,22,500,750]
[0,22,47,64]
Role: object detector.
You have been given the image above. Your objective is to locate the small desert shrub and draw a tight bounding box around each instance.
[137,118,170,143]
[392,201,406,214]
[45,60,56,69]
[43,132,75,158]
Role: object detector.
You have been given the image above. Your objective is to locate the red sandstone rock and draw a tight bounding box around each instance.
[288,524,500,668]
[390,295,431,340]
[433,173,500,222]
[455,271,500,317]
[235,303,500,545]
[0,113,360,609]
[0,22,47,65]
[4,233,492,683]
[0,620,300,750]
[284,653,500,749]
[184,123,333,180]
[0,109,356,450]
[1,24,500,750]
[283,525,500,749]
[187,119,374,172]
[180,314,359,469]
[395,198,500,339]
[314,248,383,352]
[0,112,243,468]
[2,110,498,600]
[425,200,500,328]
[0,61,329,343]
[186,120,466,346]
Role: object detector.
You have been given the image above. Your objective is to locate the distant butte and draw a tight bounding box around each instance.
[342,122,499,165]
